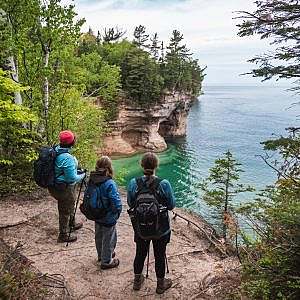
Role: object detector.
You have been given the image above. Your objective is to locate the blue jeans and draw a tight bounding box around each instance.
[95,223,117,264]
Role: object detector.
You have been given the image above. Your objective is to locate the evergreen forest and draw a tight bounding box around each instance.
[0,0,204,195]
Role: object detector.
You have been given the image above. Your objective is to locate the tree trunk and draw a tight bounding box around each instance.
[8,56,22,105]
[223,163,230,240]
[4,8,22,105]
[43,48,50,142]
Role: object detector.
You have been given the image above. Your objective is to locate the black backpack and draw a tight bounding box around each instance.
[33,146,63,188]
[128,177,168,240]
[79,178,110,221]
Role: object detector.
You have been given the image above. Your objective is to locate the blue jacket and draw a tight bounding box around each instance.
[89,171,122,227]
[127,176,176,236]
[55,146,84,184]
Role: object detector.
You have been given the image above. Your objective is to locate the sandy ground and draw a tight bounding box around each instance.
[0,190,240,300]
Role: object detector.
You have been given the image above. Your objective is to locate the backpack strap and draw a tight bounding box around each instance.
[95,176,113,208]
[54,146,69,179]
[149,177,162,193]
[148,177,167,205]
[136,177,145,193]
[135,176,166,205]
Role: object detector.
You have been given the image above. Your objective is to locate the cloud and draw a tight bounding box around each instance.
[70,0,277,85]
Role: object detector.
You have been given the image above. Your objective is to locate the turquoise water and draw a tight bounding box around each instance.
[113,86,299,221]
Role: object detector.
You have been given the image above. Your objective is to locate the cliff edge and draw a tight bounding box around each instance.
[102,93,197,156]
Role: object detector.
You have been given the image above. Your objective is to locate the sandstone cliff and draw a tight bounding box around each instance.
[102,92,197,156]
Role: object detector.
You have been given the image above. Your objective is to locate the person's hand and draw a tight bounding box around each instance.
[77,167,88,174]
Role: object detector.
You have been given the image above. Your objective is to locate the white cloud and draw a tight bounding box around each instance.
[70,0,283,85]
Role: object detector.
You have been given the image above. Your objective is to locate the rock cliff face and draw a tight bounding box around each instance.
[102,92,196,156]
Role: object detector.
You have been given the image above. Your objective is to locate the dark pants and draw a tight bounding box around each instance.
[48,184,76,234]
[134,233,170,279]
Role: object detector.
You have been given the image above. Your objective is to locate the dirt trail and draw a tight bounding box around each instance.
[0,191,240,299]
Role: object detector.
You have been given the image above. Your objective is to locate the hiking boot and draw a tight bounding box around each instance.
[70,221,83,232]
[133,274,145,291]
[98,251,116,262]
[57,233,77,243]
[156,278,172,294]
[101,258,120,270]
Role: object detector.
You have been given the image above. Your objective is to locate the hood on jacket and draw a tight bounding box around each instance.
[89,169,111,184]
[55,145,71,155]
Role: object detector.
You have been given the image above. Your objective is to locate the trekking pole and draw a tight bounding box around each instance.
[74,173,87,216]
[146,242,150,278]
[66,173,86,247]
[165,254,169,274]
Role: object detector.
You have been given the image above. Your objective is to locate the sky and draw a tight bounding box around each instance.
[69,0,290,86]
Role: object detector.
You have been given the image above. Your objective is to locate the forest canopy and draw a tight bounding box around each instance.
[0,0,204,195]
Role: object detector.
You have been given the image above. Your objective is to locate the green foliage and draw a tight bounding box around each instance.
[199,151,254,239]
[80,29,204,104]
[114,167,129,186]
[0,0,84,133]
[0,0,204,194]
[163,30,205,95]
[122,47,164,104]
[237,3,300,296]
[77,29,98,55]
[101,27,126,43]
[0,241,47,299]
[97,40,135,66]
[236,0,300,90]
[240,182,300,300]
[238,129,300,299]
[48,86,105,170]
[0,69,38,195]
[133,25,149,48]
[150,33,160,60]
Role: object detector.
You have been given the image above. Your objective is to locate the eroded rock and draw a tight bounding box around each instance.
[102,92,197,155]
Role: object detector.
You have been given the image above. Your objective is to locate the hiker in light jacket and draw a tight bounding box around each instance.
[127,152,176,294]
[89,156,122,269]
[48,130,85,243]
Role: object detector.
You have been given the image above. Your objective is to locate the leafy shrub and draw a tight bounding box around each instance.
[0,69,39,196]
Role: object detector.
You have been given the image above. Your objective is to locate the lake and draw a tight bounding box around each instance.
[113,86,299,223]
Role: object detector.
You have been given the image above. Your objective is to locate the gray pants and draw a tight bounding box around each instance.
[95,223,117,264]
[49,184,76,234]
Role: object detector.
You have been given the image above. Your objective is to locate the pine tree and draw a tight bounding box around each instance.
[238,128,300,299]
[159,41,165,63]
[236,0,300,91]
[133,25,149,48]
[199,150,254,240]
[102,27,126,43]
[167,30,192,60]
[164,30,193,91]
[150,33,160,60]
[96,30,101,44]
[121,47,163,104]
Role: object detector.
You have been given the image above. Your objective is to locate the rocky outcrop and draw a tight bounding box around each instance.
[102,92,197,156]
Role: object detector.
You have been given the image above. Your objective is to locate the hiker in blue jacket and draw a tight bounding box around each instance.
[89,156,122,269]
[127,152,176,294]
[48,130,85,243]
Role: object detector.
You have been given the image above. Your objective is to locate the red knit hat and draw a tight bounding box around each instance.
[59,130,75,145]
